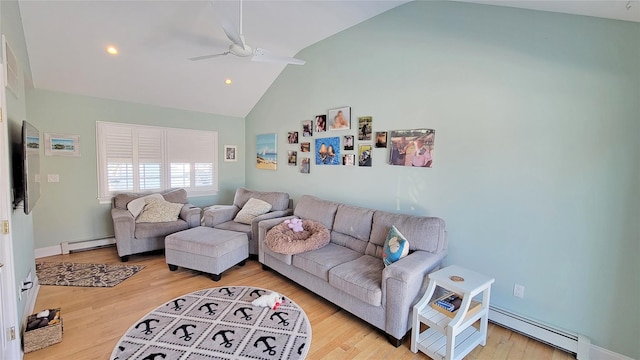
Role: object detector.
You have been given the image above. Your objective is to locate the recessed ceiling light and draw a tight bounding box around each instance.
[106,46,118,55]
[225,79,232,85]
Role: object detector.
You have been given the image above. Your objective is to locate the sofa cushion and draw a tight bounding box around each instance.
[328,255,384,306]
[127,193,164,218]
[162,188,189,204]
[366,211,446,258]
[134,219,188,239]
[136,199,183,223]
[331,204,373,254]
[233,187,290,212]
[214,221,252,240]
[383,225,410,266]
[294,195,340,230]
[234,198,273,224]
[292,244,361,281]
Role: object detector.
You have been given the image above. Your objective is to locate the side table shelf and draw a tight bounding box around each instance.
[411,265,495,360]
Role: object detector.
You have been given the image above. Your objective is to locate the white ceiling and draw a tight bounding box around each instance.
[18,0,640,118]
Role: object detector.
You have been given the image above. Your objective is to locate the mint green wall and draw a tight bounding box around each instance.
[246,2,640,358]
[2,0,35,320]
[26,89,245,248]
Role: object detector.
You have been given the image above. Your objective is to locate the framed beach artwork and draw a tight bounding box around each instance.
[388,129,435,168]
[328,106,350,130]
[358,116,372,140]
[45,133,80,157]
[302,120,313,137]
[358,144,372,167]
[288,151,297,166]
[315,137,341,165]
[256,133,277,170]
[224,145,237,162]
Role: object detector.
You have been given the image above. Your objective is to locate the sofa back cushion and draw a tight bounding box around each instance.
[294,195,339,230]
[233,187,290,212]
[331,204,373,254]
[366,211,446,258]
[112,188,188,210]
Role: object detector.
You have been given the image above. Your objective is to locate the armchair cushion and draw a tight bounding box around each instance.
[136,199,184,223]
[234,198,272,224]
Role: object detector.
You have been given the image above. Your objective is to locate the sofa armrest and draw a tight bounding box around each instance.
[180,204,202,228]
[203,205,239,227]
[257,215,296,263]
[382,250,447,339]
[111,208,135,256]
[251,209,294,243]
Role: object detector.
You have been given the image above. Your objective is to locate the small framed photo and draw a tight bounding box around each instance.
[287,131,299,144]
[315,115,327,133]
[288,151,297,166]
[302,120,313,137]
[300,142,310,152]
[300,158,310,174]
[342,154,355,166]
[375,132,387,148]
[358,116,372,140]
[224,145,237,162]
[45,133,80,157]
[358,144,372,167]
[343,135,354,150]
[328,106,351,130]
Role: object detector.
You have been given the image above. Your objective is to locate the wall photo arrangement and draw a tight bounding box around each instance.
[358,116,372,141]
[315,137,341,165]
[224,145,237,162]
[287,131,299,144]
[302,120,313,137]
[256,133,277,170]
[288,151,297,166]
[315,115,327,133]
[328,106,351,130]
[343,135,354,150]
[300,158,310,174]
[358,144,372,167]
[45,133,80,157]
[388,129,435,168]
[300,142,310,152]
[375,132,387,148]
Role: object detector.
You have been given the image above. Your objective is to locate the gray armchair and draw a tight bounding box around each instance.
[111,188,201,262]
[203,187,293,256]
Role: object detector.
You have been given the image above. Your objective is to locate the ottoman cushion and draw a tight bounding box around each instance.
[165,226,246,255]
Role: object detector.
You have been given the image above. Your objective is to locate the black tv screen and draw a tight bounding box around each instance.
[13,120,40,214]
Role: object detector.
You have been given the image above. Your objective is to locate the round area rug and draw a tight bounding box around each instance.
[111,286,311,360]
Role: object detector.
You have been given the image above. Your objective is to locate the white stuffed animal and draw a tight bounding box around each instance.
[252,291,285,310]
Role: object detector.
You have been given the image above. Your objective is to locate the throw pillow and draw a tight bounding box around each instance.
[135,199,183,223]
[234,198,273,224]
[383,225,410,267]
[127,193,164,218]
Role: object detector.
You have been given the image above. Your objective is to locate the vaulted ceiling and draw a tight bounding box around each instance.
[18,0,640,118]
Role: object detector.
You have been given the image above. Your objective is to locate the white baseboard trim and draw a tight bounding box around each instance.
[590,344,635,360]
[35,238,116,258]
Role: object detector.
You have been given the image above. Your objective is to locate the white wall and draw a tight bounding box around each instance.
[245,2,640,358]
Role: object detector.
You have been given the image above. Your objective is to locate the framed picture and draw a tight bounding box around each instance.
[315,137,341,165]
[300,158,310,174]
[343,135,354,150]
[45,133,81,157]
[388,129,435,168]
[224,145,237,162]
[287,131,299,144]
[358,116,372,140]
[300,142,310,152]
[302,120,313,137]
[358,144,372,167]
[328,106,351,130]
[375,132,387,148]
[342,154,355,166]
[288,151,298,166]
[256,133,277,170]
[315,115,327,133]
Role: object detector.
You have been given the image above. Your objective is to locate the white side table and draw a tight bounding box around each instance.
[411,265,495,360]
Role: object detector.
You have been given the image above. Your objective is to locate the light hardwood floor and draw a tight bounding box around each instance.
[24,247,574,359]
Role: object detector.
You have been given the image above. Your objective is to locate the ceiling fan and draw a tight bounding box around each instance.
[189,0,305,65]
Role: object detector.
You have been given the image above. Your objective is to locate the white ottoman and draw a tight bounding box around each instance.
[165,226,248,281]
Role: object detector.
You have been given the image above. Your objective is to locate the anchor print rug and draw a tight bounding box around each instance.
[111,286,311,360]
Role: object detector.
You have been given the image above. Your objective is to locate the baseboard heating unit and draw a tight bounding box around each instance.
[61,237,116,254]
[489,305,590,359]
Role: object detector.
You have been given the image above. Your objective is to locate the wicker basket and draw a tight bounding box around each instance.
[23,308,63,353]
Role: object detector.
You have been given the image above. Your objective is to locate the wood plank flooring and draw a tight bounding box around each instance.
[24,247,574,359]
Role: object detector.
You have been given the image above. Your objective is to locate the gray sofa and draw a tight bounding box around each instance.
[111,188,201,262]
[203,187,293,256]
[257,195,448,346]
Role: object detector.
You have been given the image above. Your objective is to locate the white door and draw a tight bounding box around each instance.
[0,61,21,360]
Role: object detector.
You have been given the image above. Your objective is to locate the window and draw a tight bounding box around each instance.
[97,122,218,203]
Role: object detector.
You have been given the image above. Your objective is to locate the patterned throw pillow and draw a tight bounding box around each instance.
[234,198,273,224]
[383,225,410,267]
[135,199,183,223]
[127,193,164,218]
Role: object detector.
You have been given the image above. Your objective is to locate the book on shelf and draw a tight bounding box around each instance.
[434,294,462,312]
[430,293,481,318]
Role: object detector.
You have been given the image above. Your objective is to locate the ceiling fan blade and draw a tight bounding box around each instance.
[188,52,230,61]
[221,19,245,50]
[252,48,306,65]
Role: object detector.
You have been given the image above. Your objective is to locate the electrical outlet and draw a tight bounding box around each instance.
[513,283,525,298]
[47,174,59,182]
